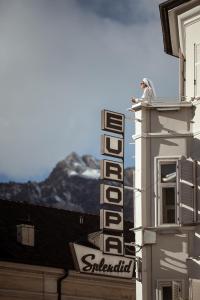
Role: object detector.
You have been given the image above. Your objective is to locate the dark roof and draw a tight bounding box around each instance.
[159,0,190,56]
[0,200,133,270]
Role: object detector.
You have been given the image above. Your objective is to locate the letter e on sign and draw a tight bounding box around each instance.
[101,110,124,135]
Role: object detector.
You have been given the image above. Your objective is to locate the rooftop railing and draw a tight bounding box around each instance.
[150,96,200,106]
[127,96,197,112]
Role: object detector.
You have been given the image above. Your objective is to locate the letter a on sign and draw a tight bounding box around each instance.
[101,234,124,256]
[101,110,124,135]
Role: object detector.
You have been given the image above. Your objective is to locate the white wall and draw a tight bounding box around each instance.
[134,104,193,300]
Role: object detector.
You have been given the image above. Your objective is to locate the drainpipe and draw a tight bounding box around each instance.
[57,268,69,300]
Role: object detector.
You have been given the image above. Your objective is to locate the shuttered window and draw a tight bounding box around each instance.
[189,279,200,300]
[172,281,182,300]
[178,157,195,224]
[194,43,200,97]
[197,161,200,223]
[17,224,35,246]
[156,157,198,226]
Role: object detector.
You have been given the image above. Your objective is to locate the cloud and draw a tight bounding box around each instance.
[76,0,159,25]
[0,0,179,181]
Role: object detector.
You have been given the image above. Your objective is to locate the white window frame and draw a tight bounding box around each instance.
[178,9,200,98]
[155,157,180,227]
[156,280,184,300]
[194,42,200,98]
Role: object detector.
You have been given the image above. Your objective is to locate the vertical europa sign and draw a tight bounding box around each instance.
[100,110,125,256]
[70,109,134,278]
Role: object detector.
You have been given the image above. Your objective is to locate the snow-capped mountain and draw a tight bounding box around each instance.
[48,152,100,180]
[0,152,134,220]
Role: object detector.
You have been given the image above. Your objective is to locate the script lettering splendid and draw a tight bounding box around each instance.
[71,240,134,278]
[81,254,133,274]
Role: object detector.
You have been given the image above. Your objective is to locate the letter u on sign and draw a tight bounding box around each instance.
[101,135,124,158]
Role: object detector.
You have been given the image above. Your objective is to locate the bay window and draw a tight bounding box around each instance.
[156,158,179,226]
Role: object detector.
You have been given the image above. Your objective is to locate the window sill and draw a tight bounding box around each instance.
[149,225,195,234]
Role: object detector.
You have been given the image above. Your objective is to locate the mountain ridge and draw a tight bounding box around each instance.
[0,152,134,220]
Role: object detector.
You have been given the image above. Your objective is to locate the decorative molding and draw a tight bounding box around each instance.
[159,0,190,56]
[133,132,193,140]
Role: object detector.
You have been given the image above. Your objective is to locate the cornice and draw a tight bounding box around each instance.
[159,0,190,56]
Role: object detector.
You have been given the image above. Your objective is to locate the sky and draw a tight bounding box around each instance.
[0,0,179,182]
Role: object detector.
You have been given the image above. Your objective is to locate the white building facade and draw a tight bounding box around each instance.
[132,1,200,299]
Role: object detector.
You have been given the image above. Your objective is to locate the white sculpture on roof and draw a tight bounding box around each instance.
[131,78,156,105]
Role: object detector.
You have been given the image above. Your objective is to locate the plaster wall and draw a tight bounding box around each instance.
[152,231,189,299]
[149,108,192,134]
[0,261,136,300]
[141,106,192,228]
[134,104,194,300]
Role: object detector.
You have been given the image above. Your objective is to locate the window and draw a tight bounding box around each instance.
[157,280,182,300]
[156,159,179,226]
[189,279,200,300]
[17,224,35,246]
[162,187,176,224]
[194,43,200,97]
[162,286,172,300]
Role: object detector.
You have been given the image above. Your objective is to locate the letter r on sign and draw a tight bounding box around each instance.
[100,160,123,182]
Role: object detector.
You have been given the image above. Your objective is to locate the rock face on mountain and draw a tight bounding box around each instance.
[0,152,134,220]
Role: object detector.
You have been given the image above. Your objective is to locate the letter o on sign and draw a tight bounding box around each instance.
[100,184,123,206]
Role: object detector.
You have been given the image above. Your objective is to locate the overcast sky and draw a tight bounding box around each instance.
[0,0,179,182]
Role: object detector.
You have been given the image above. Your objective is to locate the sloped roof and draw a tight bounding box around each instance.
[0,200,133,270]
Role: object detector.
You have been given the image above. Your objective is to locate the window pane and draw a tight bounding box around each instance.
[162,286,172,300]
[162,187,175,224]
[161,163,176,183]
[195,43,200,97]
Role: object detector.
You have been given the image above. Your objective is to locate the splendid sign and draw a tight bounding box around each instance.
[70,110,134,278]
[71,243,133,279]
